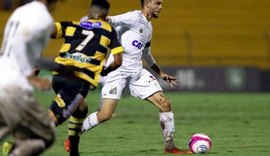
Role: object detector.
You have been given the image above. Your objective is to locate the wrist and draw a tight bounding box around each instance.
[101,66,114,76]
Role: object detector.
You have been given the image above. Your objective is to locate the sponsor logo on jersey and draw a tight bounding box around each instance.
[80,21,102,30]
[63,52,93,63]
[132,40,144,49]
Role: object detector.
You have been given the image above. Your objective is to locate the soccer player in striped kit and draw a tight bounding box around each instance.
[49,0,123,155]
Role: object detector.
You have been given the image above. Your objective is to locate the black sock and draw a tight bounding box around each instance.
[69,136,80,156]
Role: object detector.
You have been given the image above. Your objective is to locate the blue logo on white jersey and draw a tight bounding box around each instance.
[132,40,144,49]
[80,21,102,30]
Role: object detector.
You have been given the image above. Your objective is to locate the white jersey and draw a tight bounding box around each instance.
[102,11,162,100]
[107,10,153,73]
[0,1,53,91]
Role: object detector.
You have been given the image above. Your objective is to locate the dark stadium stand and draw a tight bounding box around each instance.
[1,0,270,69]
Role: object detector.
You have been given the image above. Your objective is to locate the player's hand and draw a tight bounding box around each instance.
[37,78,52,91]
[101,65,115,76]
[100,66,109,76]
[32,67,41,76]
[160,73,179,88]
[28,76,52,91]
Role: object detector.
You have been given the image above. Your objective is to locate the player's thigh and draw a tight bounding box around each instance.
[0,109,7,127]
[52,75,90,97]
[21,98,55,142]
[130,69,162,100]
[11,89,55,143]
[50,76,89,117]
[0,109,11,140]
[97,99,119,120]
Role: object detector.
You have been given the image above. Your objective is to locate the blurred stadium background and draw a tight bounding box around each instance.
[1,1,270,155]
[1,0,270,92]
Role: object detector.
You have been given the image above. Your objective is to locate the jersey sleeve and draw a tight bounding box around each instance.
[108,11,137,28]
[109,27,124,55]
[145,42,151,48]
[53,21,73,39]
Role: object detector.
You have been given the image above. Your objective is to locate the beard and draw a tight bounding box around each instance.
[153,14,159,18]
[152,10,160,18]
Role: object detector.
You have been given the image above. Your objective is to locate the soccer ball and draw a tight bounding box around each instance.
[189,133,212,154]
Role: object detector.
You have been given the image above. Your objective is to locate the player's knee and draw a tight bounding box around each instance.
[161,97,171,112]
[72,107,88,119]
[103,113,113,122]
[49,104,65,126]
[98,111,113,122]
[49,93,85,125]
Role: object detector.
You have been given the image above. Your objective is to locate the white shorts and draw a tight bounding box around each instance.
[102,69,162,100]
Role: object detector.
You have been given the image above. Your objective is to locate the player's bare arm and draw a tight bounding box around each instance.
[101,52,122,76]
[142,47,178,87]
[150,63,179,88]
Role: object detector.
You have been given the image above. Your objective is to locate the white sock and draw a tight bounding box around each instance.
[82,112,99,131]
[160,111,175,149]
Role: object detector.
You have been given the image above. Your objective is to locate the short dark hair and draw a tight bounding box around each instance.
[140,0,144,7]
[91,0,110,10]
[47,0,58,3]
[140,0,152,8]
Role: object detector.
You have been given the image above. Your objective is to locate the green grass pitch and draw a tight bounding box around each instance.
[2,87,270,155]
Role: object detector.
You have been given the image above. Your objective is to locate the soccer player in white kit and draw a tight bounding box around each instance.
[0,0,58,155]
[77,0,192,154]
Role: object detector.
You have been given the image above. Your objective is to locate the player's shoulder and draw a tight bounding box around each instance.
[126,10,141,15]
[123,10,141,18]
[17,1,47,14]
[16,1,52,25]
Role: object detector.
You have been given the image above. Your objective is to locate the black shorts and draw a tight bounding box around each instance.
[50,75,90,118]
[52,74,90,97]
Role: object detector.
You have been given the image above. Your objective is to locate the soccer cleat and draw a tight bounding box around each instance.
[2,141,13,156]
[64,138,70,152]
[164,147,193,154]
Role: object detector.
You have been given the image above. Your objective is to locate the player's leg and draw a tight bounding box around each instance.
[50,75,90,156]
[50,93,85,156]
[66,98,119,153]
[146,92,176,149]
[82,98,119,132]
[48,75,86,126]
[67,101,88,156]
[0,106,12,156]
[147,94,191,154]
[82,76,126,132]
[0,111,10,141]
[0,88,17,156]
[9,139,50,156]
[48,91,84,126]
[6,87,55,156]
[65,73,126,153]
[130,69,192,154]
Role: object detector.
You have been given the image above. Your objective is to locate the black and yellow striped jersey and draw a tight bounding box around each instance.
[52,19,123,88]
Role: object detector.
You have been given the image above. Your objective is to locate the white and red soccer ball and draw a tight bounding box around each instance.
[189,133,212,154]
